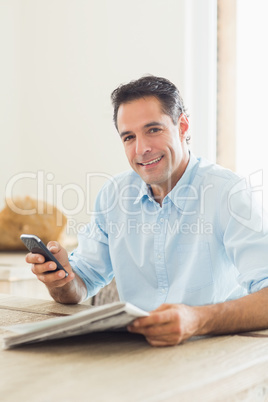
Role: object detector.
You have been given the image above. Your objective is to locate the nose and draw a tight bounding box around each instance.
[135,135,152,155]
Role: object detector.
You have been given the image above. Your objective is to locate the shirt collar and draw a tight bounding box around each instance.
[133,180,154,204]
[133,151,199,208]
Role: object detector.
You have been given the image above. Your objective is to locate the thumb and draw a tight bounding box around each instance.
[47,241,61,254]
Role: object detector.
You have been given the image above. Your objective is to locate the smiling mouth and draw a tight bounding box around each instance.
[138,156,163,166]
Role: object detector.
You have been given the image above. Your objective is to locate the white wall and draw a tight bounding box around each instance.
[0,0,217,232]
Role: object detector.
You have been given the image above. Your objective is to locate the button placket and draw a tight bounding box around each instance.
[154,203,170,302]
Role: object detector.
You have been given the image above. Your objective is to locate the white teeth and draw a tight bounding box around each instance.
[141,156,162,166]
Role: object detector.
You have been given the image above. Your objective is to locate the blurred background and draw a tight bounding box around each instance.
[0,0,267,235]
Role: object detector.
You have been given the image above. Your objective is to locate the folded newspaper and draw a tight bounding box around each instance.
[2,302,149,349]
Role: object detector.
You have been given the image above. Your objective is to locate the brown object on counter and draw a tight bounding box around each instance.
[0,196,67,250]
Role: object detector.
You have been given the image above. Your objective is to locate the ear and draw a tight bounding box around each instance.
[178,114,189,142]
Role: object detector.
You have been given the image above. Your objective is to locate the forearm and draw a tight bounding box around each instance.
[195,287,268,336]
[48,273,88,305]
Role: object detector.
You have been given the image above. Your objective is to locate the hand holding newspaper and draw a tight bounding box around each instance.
[2,302,149,349]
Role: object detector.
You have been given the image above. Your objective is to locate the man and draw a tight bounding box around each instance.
[27,76,268,347]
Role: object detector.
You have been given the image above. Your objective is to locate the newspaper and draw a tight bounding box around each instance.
[2,302,149,349]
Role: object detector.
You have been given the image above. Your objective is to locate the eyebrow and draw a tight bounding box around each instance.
[119,121,165,138]
[144,121,164,128]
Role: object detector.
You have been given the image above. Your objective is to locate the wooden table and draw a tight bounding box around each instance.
[1,294,268,401]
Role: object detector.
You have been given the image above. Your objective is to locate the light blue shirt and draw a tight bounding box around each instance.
[69,153,268,311]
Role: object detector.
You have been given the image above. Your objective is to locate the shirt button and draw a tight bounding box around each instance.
[157,254,161,259]
[160,218,164,223]
[161,288,166,293]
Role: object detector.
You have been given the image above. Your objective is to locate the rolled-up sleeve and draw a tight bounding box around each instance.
[69,185,114,300]
[220,177,268,293]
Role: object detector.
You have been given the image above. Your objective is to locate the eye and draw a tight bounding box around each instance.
[123,135,134,142]
[148,127,161,134]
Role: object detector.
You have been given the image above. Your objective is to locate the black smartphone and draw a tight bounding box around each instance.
[20,234,68,277]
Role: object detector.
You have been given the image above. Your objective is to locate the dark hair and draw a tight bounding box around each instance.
[111,75,190,143]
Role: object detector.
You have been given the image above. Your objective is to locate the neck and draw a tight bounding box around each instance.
[151,150,190,206]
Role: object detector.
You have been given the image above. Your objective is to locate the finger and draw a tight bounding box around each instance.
[38,270,75,286]
[128,321,176,337]
[129,309,175,329]
[146,339,168,347]
[145,329,185,345]
[146,336,171,347]
[26,253,45,264]
[31,261,58,275]
[146,336,181,347]
[129,314,162,329]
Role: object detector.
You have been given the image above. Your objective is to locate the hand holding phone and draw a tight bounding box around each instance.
[20,234,68,277]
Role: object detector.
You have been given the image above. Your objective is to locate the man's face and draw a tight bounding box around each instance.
[117,96,189,199]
